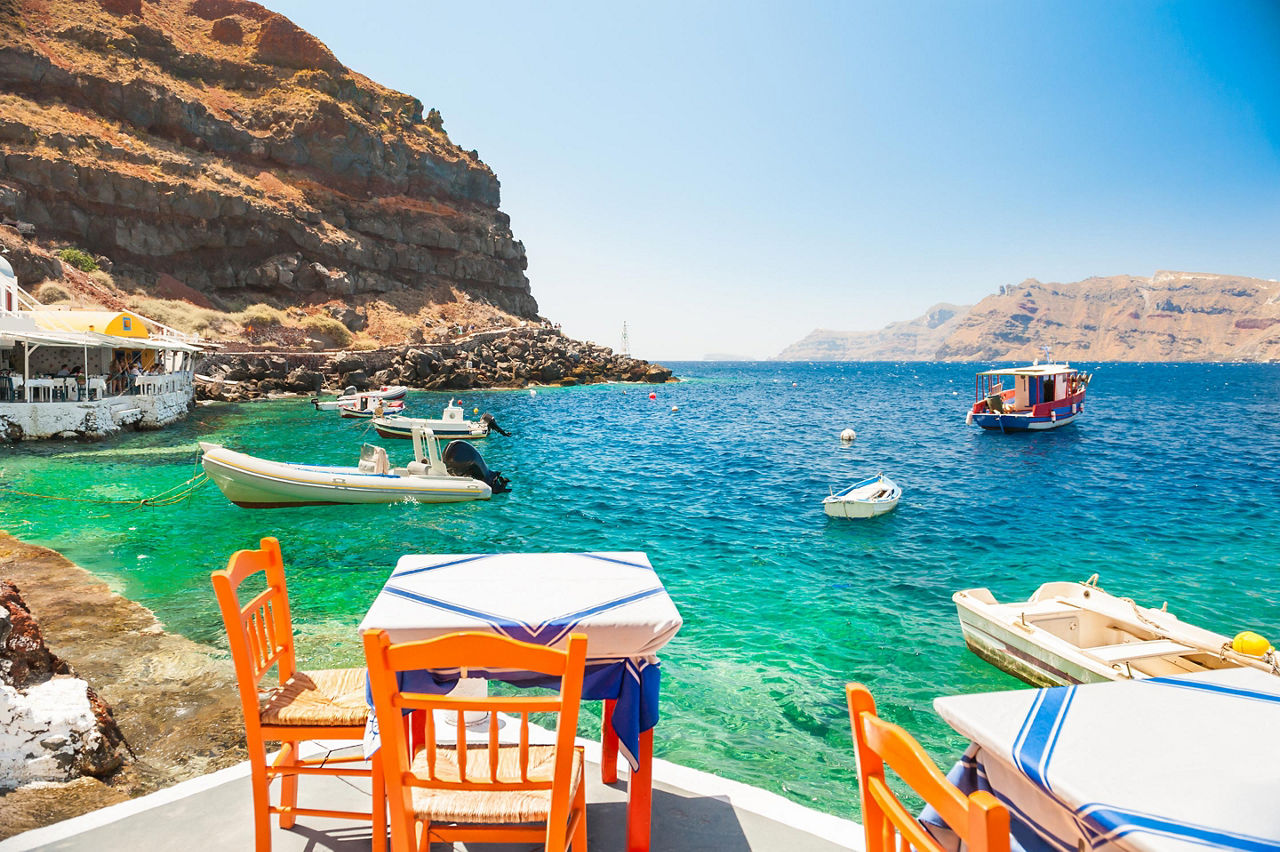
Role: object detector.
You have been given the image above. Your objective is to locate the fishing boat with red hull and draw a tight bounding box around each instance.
[966,361,1091,431]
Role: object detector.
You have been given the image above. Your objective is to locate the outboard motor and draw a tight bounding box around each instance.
[479,413,510,437]
[442,440,511,493]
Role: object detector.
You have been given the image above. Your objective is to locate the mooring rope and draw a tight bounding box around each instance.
[0,471,210,508]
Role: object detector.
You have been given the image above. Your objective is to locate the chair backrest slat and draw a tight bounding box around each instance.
[364,628,588,834]
[488,711,500,782]
[846,683,1010,852]
[456,709,467,782]
[520,712,531,781]
[211,538,298,734]
[425,713,437,781]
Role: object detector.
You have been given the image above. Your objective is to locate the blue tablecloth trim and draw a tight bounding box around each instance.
[921,746,1067,852]
[364,658,660,771]
[378,584,666,647]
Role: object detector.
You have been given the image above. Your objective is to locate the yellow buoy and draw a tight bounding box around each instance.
[1232,631,1271,656]
[473,407,479,414]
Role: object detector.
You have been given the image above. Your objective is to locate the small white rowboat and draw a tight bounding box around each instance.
[200,428,509,508]
[953,576,1278,686]
[823,473,901,519]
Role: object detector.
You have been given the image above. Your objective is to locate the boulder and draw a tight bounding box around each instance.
[209,16,244,45]
[284,368,323,393]
[253,15,345,74]
[0,581,129,785]
[339,370,368,390]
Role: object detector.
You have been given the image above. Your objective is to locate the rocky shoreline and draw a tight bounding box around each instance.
[0,533,244,839]
[195,326,674,402]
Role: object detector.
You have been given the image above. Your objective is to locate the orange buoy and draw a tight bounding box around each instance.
[648,392,656,400]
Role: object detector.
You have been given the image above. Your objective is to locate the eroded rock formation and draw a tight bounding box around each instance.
[0,0,535,317]
[0,580,129,788]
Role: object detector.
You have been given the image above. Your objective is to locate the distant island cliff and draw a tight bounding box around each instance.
[776,271,1280,362]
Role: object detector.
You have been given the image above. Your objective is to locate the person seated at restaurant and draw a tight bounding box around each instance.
[56,364,70,377]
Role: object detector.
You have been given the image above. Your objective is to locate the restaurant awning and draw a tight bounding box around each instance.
[0,327,203,352]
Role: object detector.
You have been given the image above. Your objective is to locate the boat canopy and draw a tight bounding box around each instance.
[976,363,1078,377]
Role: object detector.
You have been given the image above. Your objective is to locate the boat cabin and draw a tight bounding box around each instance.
[974,364,1084,413]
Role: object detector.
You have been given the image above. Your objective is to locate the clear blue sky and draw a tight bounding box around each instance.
[269,1,1280,360]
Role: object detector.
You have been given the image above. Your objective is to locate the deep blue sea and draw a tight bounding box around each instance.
[2,361,1279,819]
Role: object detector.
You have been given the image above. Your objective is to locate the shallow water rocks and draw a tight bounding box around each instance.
[194,328,675,401]
[0,580,129,788]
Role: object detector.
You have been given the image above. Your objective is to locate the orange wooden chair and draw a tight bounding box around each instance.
[212,537,386,851]
[846,683,1009,852]
[363,629,589,852]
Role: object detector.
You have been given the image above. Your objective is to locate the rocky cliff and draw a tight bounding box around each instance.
[0,0,536,326]
[775,302,971,360]
[777,272,1280,362]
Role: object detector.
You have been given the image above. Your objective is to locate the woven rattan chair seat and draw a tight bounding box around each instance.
[409,744,584,824]
[259,668,369,727]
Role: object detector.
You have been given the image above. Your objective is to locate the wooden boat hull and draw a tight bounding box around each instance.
[953,581,1265,687]
[823,474,901,519]
[822,496,900,518]
[199,443,490,508]
[970,408,1082,431]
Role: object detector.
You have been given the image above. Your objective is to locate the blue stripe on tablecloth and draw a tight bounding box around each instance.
[391,554,492,578]
[1077,803,1280,851]
[380,584,665,645]
[1146,676,1280,706]
[1012,685,1075,792]
[579,552,654,570]
[922,748,1073,852]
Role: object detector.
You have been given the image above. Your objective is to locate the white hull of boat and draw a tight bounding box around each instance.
[372,416,487,440]
[954,580,1274,687]
[339,405,404,419]
[199,443,491,508]
[823,474,901,519]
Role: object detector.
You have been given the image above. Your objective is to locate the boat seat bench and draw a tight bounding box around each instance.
[1085,638,1195,664]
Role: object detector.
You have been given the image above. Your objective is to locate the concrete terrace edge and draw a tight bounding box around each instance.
[2,737,864,851]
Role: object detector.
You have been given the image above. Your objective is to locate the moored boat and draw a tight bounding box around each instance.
[312,385,409,410]
[200,427,510,508]
[966,361,1091,431]
[371,400,506,440]
[822,473,901,519]
[953,576,1278,686]
[338,395,406,418]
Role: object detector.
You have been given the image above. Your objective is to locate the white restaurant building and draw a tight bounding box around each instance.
[0,255,206,440]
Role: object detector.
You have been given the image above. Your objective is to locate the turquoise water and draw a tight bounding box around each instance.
[2,362,1279,819]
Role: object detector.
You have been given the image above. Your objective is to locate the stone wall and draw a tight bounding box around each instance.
[0,387,192,441]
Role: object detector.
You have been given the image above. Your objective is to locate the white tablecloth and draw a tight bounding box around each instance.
[359,551,683,770]
[359,551,683,658]
[23,378,57,401]
[932,668,1280,852]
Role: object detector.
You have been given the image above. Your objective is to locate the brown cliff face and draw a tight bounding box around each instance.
[0,0,536,320]
[936,272,1280,362]
[777,272,1280,362]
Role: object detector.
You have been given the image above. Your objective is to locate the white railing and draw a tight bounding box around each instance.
[133,371,193,396]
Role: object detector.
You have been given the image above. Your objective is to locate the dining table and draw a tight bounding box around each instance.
[358,551,683,851]
[23,377,58,402]
[926,667,1280,852]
